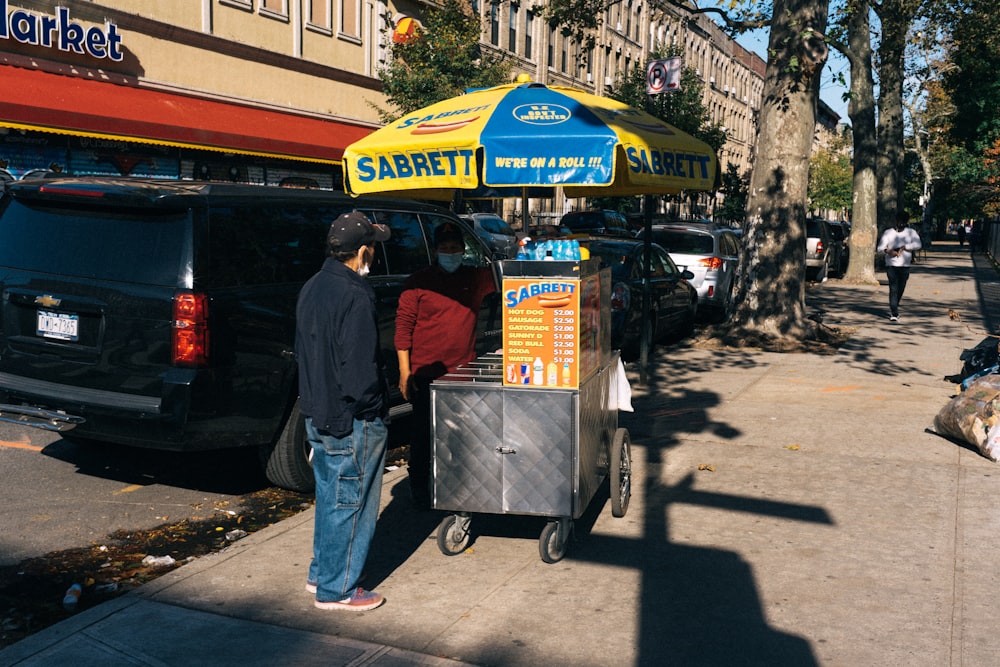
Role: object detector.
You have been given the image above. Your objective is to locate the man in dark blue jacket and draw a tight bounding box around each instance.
[295,210,390,611]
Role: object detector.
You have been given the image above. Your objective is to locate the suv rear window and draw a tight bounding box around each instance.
[806,219,827,237]
[651,230,714,254]
[0,198,188,285]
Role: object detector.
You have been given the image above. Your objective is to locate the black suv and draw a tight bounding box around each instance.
[0,178,500,492]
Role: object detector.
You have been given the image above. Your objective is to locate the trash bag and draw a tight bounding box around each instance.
[933,374,1000,461]
[959,336,1000,380]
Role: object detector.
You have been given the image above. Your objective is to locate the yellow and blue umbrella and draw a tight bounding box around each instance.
[343,80,719,198]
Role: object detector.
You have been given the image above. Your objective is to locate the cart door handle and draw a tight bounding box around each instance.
[495,446,517,455]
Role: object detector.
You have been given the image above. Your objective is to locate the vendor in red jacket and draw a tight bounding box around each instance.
[395,222,496,509]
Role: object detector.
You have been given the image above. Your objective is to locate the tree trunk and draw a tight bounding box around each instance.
[843,0,879,284]
[874,0,921,230]
[728,0,830,344]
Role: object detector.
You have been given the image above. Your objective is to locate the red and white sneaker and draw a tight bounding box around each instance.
[314,588,385,611]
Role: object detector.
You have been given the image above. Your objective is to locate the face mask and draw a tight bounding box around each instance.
[438,252,463,273]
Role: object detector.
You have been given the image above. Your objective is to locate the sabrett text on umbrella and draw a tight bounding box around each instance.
[395,104,492,128]
[352,149,476,183]
[626,147,712,180]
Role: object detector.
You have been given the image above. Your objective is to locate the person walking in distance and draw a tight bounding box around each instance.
[877,211,922,322]
[395,222,496,510]
[295,211,391,611]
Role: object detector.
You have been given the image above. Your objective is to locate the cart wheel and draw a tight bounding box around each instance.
[610,428,632,518]
[539,517,572,564]
[436,514,471,556]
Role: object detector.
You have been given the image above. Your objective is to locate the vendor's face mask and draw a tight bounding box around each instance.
[438,252,463,273]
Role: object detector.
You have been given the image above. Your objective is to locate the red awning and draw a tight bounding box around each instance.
[0,66,375,164]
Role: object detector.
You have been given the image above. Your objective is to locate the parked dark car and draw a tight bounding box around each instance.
[561,209,629,235]
[583,238,697,360]
[0,178,501,493]
[527,224,573,240]
[459,212,519,259]
[828,220,851,270]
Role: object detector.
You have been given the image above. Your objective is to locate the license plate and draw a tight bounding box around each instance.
[37,310,79,341]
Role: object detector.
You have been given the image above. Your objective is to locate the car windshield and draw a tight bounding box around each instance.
[650,230,714,254]
[480,216,514,236]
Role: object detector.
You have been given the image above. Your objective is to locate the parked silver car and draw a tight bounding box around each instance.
[805,218,843,282]
[459,213,519,258]
[637,223,741,322]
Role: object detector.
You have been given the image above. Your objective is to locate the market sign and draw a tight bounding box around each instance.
[0,1,123,61]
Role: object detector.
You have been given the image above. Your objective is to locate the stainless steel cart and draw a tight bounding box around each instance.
[430,351,631,563]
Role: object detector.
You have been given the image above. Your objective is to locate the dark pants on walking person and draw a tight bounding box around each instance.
[885,265,911,318]
[406,374,435,507]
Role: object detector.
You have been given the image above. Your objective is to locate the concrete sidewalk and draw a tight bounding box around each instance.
[3,243,1000,667]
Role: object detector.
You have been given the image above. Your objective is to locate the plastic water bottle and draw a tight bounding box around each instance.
[570,239,581,260]
[63,583,82,610]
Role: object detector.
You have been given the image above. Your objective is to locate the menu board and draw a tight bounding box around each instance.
[501,270,601,388]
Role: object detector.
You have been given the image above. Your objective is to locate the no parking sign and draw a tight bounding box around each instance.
[646,57,682,95]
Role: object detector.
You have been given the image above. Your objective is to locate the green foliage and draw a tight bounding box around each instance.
[808,147,853,214]
[939,0,1000,156]
[373,0,512,123]
[719,163,749,225]
[585,195,639,218]
[608,46,727,153]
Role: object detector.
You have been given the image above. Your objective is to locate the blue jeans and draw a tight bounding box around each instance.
[306,417,387,603]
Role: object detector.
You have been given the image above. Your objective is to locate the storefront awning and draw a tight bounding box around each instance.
[0,66,375,164]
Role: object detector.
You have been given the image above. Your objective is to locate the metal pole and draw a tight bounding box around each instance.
[639,194,653,386]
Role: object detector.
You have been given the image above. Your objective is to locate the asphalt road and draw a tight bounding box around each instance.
[0,421,274,566]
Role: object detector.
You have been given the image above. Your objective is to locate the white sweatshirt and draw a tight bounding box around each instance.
[877,226,923,267]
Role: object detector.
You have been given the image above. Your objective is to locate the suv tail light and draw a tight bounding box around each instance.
[173,292,209,367]
[699,257,724,270]
[815,240,825,255]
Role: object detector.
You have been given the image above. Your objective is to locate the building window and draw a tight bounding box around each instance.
[490,2,499,46]
[525,10,534,60]
[625,0,632,39]
[547,24,555,68]
[561,37,567,73]
[509,4,518,54]
[220,0,252,10]
[260,0,288,18]
[340,0,359,37]
[307,0,331,30]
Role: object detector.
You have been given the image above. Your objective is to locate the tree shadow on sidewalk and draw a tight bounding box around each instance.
[587,359,829,665]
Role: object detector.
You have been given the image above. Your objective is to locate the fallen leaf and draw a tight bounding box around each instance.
[697,463,716,472]
[785,444,801,451]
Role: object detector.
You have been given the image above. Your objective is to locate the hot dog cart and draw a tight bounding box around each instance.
[430,258,632,563]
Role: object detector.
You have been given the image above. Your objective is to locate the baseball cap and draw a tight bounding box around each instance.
[434,222,464,246]
[327,211,391,252]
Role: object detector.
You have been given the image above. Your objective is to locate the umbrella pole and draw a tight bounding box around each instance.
[639,194,653,386]
[521,187,529,231]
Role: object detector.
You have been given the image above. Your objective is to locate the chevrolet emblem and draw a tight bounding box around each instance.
[34,295,61,308]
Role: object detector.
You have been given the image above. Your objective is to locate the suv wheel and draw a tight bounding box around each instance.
[260,401,315,493]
